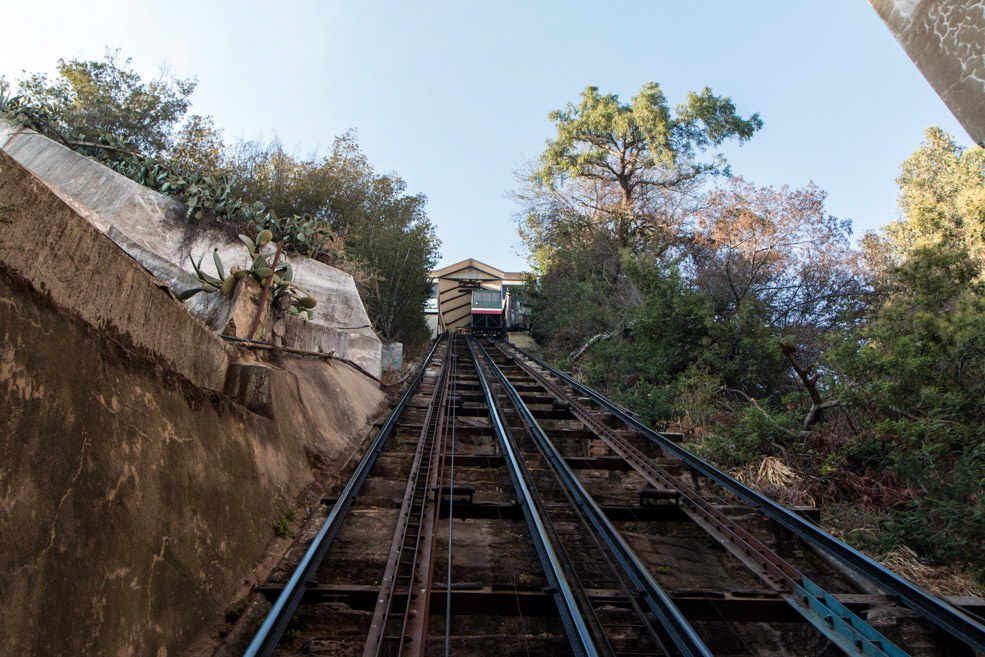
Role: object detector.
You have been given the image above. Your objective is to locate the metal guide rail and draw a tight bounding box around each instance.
[495,338,985,656]
[469,338,670,657]
[473,336,712,657]
[363,333,457,656]
[243,336,447,657]
[465,337,600,657]
[487,340,909,657]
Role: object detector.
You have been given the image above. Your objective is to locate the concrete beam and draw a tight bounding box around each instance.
[870,0,985,145]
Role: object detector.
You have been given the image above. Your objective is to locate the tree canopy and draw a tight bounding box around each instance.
[524,82,762,260]
[14,48,196,155]
[881,126,985,265]
[1,52,440,348]
[519,83,985,584]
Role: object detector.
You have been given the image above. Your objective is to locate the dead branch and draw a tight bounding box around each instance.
[780,341,842,431]
[65,139,148,161]
[568,331,612,363]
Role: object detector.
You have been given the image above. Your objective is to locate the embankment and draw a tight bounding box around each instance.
[0,148,384,655]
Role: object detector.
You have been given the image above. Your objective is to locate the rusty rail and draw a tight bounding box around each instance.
[507,338,985,653]
[492,340,911,657]
[476,338,709,657]
[243,336,445,657]
[363,335,456,656]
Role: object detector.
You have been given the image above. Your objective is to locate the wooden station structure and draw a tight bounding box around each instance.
[427,258,524,336]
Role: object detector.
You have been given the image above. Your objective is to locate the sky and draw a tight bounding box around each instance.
[0,1,974,273]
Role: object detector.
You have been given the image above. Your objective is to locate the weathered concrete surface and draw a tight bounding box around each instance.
[0,121,383,375]
[381,341,404,373]
[0,151,386,656]
[108,226,236,332]
[0,149,231,392]
[870,0,985,145]
[276,313,350,356]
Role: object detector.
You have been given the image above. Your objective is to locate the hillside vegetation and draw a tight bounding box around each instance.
[1,50,439,348]
[516,83,985,589]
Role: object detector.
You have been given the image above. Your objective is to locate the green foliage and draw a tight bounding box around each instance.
[273,509,297,538]
[823,241,985,578]
[849,444,985,583]
[521,97,848,418]
[886,446,985,578]
[14,48,195,155]
[881,126,985,264]
[4,52,440,347]
[224,603,246,624]
[525,230,629,353]
[703,404,793,465]
[224,133,439,346]
[672,366,723,433]
[182,234,318,319]
[574,256,789,421]
[830,246,985,428]
[523,81,761,263]
[524,120,985,583]
[249,209,335,259]
[536,82,761,198]
[0,202,15,224]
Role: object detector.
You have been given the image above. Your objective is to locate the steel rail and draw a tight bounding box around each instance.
[243,336,446,657]
[478,346,665,656]
[503,340,985,654]
[363,335,454,657]
[477,340,712,657]
[494,341,910,657]
[465,337,599,657]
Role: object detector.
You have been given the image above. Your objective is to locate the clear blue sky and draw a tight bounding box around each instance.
[1,1,972,273]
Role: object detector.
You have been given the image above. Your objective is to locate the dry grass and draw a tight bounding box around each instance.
[731,456,815,506]
[879,546,985,597]
[756,456,798,488]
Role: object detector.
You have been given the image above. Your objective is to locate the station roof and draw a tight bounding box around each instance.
[430,258,523,283]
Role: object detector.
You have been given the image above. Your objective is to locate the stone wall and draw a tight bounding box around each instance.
[869,0,985,145]
[0,149,385,655]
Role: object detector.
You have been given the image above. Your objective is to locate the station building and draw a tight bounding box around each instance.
[426,258,526,337]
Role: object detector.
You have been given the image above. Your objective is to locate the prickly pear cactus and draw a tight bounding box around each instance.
[180,233,317,320]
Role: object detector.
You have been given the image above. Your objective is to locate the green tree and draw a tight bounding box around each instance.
[881,127,985,264]
[224,132,440,346]
[825,246,985,579]
[347,175,439,345]
[831,246,985,427]
[524,227,630,354]
[517,82,763,365]
[6,52,441,348]
[14,48,196,155]
[168,114,225,175]
[522,82,762,261]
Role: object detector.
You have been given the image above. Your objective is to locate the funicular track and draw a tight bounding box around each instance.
[481,337,985,657]
[239,334,985,657]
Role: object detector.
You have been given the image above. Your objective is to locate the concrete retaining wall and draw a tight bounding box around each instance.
[0,149,385,656]
[0,121,382,376]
